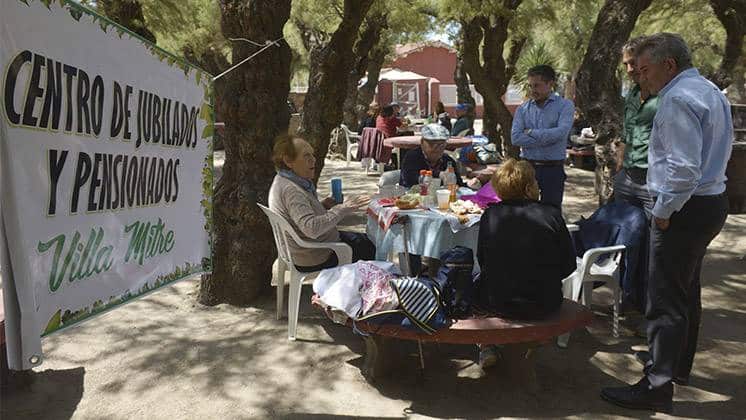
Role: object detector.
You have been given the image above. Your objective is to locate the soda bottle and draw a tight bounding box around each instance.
[419,169,428,196]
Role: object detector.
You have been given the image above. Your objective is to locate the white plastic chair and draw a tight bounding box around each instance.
[558,244,626,348]
[340,124,361,167]
[377,170,401,189]
[257,204,352,340]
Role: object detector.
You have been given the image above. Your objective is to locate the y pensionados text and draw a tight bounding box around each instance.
[48,150,181,216]
[3,50,201,149]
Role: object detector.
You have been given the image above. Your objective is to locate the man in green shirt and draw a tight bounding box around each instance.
[613,37,659,328]
[615,37,659,215]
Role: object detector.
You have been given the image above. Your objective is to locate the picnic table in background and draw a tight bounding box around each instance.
[384,136,473,167]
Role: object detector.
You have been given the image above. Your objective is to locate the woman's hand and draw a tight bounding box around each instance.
[342,195,371,211]
[321,196,337,210]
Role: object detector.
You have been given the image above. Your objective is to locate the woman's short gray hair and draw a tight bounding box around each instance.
[635,32,692,70]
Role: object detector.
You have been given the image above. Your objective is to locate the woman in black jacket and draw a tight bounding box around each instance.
[475,159,576,367]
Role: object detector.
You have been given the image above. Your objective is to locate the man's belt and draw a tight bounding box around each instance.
[625,167,648,184]
[527,159,565,167]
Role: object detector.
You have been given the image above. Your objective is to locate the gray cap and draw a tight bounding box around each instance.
[421,123,450,141]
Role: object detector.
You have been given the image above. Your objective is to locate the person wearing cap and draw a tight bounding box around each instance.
[399,123,465,188]
[451,103,474,137]
[511,65,575,208]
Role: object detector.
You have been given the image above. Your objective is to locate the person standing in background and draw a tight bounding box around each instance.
[511,65,575,208]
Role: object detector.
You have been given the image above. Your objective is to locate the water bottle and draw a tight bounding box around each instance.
[331,178,343,203]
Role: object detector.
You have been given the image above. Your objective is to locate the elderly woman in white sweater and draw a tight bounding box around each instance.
[268,134,374,272]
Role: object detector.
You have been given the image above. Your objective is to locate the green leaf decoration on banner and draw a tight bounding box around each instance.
[167,56,176,66]
[196,71,202,85]
[43,310,62,334]
[19,0,30,6]
[201,124,214,140]
[40,0,51,9]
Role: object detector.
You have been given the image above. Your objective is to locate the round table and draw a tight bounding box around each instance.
[383,136,472,151]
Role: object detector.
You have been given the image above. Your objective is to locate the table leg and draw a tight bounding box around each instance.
[501,343,540,393]
[361,335,392,383]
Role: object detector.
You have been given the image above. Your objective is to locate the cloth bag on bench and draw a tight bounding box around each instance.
[358,276,451,334]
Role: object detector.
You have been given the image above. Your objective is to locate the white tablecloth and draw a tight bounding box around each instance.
[366,201,480,261]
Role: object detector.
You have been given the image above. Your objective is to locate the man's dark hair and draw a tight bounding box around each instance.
[381,105,395,118]
[527,65,556,82]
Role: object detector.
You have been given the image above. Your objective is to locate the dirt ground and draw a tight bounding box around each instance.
[2,157,745,419]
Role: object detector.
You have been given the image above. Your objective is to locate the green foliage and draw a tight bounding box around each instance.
[287,0,434,86]
[512,42,559,93]
[635,0,726,76]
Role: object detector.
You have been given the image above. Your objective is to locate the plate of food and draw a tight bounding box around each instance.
[395,194,421,210]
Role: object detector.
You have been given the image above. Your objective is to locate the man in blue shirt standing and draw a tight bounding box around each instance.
[511,65,575,207]
[601,33,733,414]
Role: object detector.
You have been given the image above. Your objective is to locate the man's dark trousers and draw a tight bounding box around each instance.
[531,163,565,208]
[646,193,728,387]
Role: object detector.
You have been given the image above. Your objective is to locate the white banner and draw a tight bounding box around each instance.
[1,0,212,369]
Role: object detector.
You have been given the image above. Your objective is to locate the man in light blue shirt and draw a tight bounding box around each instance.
[602,33,732,414]
[511,65,575,207]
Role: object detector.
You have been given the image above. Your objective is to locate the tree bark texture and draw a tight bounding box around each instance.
[297,0,375,182]
[453,26,476,108]
[708,0,746,90]
[461,1,524,157]
[355,45,388,124]
[199,0,292,306]
[575,0,652,204]
[99,0,156,43]
[342,12,388,131]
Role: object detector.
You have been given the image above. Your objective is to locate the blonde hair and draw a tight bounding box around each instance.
[272,133,300,170]
[491,159,540,201]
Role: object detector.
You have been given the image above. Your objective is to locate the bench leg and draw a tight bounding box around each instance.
[361,335,392,383]
[501,343,539,393]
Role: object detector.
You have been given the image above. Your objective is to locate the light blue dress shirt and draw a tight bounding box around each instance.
[647,68,734,219]
[511,92,575,161]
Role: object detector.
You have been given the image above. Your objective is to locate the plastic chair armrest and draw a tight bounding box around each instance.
[290,237,353,266]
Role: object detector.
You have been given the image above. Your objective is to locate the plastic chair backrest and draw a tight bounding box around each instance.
[378,170,401,188]
[257,204,296,267]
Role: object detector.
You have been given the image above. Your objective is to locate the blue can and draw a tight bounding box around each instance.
[331,178,343,203]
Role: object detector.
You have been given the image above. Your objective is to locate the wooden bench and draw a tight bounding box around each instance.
[322,299,593,389]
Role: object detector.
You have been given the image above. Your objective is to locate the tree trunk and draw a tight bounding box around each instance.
[355,44,388,124]
[199,0,292,306]
[342,12,388,131]
[707,0,746,90]
[461,2,524,156]
[298,0,375,182]
[183,46,230,150]
[98,0,156,43]
[453,26,476,108]
[575,0,653,205]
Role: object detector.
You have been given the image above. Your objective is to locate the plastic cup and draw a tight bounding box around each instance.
[436,189,451,210]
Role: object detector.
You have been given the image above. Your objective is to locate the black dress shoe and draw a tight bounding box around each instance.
[601,377,673,413]
[635,351,689,386]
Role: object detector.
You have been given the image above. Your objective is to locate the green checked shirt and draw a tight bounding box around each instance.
[622,84,659,169]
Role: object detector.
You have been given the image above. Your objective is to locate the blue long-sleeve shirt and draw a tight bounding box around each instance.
[647,68,734,219]
[511,92,575,161]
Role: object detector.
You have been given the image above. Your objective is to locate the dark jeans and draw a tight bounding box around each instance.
[646,193,728,388]
[613,168,653,310]
[532,164,566,208]
[295,231,376,273]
